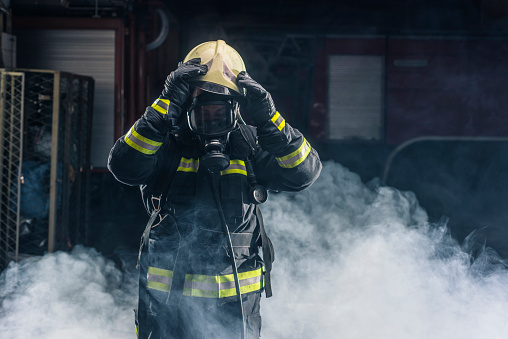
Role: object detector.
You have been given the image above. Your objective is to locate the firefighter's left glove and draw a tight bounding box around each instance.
[237,71,276,126]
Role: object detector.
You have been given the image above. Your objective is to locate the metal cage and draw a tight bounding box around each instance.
[0,69,94,270]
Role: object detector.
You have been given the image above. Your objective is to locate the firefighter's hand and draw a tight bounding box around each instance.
[237,71,276,126]
[161,58,208,109]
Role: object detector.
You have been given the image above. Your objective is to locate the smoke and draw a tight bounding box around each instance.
[1,160,508,338]
[261,161,508,338]
[0,246,138,339]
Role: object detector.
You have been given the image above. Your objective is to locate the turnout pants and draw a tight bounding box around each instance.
[137,292,262,339]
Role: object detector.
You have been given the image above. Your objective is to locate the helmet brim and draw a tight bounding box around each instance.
[189,80,239,96]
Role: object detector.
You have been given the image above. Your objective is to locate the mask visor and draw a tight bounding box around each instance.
[188,101,236,136]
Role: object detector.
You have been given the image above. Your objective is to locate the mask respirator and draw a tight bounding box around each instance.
[187,92,238,173]
[200,135,230,173]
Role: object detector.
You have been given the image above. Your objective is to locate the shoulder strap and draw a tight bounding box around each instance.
[151,133,180,211]
[238,123,258,156]
[136,136,180,336]
[137,134,180,268]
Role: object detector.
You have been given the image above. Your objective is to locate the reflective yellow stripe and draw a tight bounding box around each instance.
[146,266,173,292]
[135,324,139,338]
[145,266,264,298]
[183,288,221,298]
[276,138,311,168]
[148,266,173,277]
[147,280,170,292]
[124,126,163,155]
[222,168,247,175]
[183,279,264,298]
[188,267,262,283]
[183,267,265,298]
[177,157,199,172]
[270,111,285,131]
[178,167,198,172]
[220,159,247,176]
[151,98,170,114]
[131,127,162,147]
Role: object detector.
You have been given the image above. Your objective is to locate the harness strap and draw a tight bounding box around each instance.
[153,134,180,213]
[255,205,274,298]
[136,213,154,339]
[239,123,275,298]
[166,238,190,306]
[137,134,180,268]
[136,134,180,338]
[136,209,161,269]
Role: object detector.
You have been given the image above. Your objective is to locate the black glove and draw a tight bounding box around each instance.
[237,71,276,126]
[147,58,207,134]
[161,58,208,109]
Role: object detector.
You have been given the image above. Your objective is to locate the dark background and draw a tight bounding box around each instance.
[6,0,508,262]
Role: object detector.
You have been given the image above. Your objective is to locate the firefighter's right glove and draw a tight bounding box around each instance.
[161,58,208,104]
[237,71,276,126]
[160,58,208,117]
[148,58,208,134]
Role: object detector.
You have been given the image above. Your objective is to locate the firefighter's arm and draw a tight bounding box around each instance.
[107,108,170,186]
[108,58,207,185]
[237,72,322,191]
[253,121,321,192]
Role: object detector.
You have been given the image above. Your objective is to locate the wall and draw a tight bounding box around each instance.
[311,36,508,145]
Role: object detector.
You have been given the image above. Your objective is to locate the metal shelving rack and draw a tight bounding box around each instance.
[0,69,94,270]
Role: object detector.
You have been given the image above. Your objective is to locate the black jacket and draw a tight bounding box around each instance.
[108,105,322,276]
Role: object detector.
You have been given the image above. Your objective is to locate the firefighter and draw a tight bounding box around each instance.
[108,40,322,339]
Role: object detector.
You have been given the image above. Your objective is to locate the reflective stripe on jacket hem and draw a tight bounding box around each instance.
[146,266,265,298]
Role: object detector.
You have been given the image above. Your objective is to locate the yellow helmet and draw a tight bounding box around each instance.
[183,40,246,96]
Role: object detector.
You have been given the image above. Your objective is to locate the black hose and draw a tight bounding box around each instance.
[210,172,247,339]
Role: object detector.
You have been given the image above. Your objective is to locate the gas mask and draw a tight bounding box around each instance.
[187,90,239,173]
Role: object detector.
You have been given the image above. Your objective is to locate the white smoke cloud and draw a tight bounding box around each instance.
[0,246,138,339]
[1,160,507,338]
[261,161,508,338]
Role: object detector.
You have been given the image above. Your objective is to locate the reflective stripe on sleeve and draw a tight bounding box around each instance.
[220,159,247,176]
[270,111,285,131]
[177,157,199,172]
[151,98,170,114]
[124,125,163,155]
[276,138,311,169]
[146,266,173,293]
